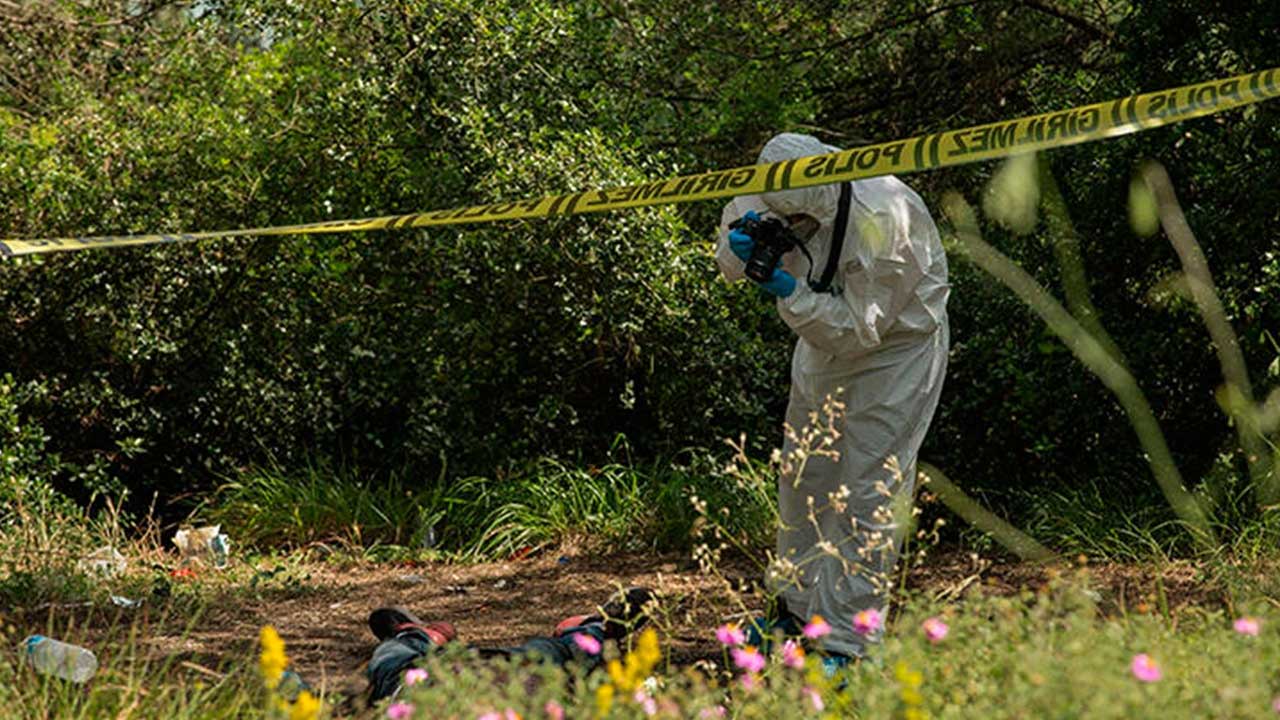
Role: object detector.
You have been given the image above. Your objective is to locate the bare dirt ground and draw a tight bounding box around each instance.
[12,547,1236,706]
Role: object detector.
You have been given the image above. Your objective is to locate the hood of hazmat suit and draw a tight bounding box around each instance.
[716,132,950,658]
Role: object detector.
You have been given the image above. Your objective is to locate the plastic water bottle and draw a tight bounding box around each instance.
[209,533,230,569]
[23,635,98,683]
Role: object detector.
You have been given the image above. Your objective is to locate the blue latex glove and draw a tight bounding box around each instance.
[757,267,797,298]
[728,210,762,261]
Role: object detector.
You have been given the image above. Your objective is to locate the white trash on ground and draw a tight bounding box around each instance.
[171,525,231,569]
[76,546,126,578]
[23,636,98,683]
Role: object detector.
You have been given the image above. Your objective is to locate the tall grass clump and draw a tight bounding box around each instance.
[442,447,779,559]
[200,459,448,551]
[198,444,781,560]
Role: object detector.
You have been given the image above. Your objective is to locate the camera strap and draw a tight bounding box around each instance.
[809,182,851,294]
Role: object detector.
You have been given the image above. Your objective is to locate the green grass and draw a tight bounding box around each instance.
[198,451,779,561]
[201,451,1280,577]
[0,614,264,720]
[977,480,1194,561]
[444,454,777,559]
[198,459,448,551]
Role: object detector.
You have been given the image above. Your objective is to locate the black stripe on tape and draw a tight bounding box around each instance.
[563,192,586,215]
[780,159,799,190]
[913,136,926,170]
[1125,95,1140,125]
[928,134,941,167]
[764,162,781,192]
[547,195,567,215]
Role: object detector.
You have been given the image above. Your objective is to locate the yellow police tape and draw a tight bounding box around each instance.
[3,67,1278,258]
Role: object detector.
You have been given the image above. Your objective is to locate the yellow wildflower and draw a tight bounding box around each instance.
[289,691,321,720]
[608,628,663,693]
[635,628,661,670]
[607,659,626,687]
[595,683,615,718]
[894,661,928,720]
[597,629,663,715]
[259,626,288,690]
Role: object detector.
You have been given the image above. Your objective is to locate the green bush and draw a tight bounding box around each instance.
[0,1,798,510]
[1,0,1278,541]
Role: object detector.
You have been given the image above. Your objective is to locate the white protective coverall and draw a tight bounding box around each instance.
[716,133,949,658]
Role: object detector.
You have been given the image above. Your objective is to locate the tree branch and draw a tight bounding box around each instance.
[1019,0,1114,40]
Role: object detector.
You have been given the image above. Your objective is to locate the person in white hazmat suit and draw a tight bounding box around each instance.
[716,132,949,663]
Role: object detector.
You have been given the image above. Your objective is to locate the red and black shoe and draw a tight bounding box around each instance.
[368,606,457,646]
[553,587,655,641]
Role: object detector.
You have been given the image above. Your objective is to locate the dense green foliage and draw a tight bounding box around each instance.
[1,1,1278,533]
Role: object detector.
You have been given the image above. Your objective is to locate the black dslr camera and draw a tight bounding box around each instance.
[728,214,801,283]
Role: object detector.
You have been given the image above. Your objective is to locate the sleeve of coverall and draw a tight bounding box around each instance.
[715,200,747,282]
[774,204,909,357]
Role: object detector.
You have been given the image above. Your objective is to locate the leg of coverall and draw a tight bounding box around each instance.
[775,324,948,659]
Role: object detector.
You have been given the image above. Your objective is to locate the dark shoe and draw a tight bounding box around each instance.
[744,596,805,653]
[553,587,655,641]
[368,606,456,645]
[821,652,863,692]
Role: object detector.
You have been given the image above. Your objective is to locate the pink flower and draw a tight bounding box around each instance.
[803,615,831,640]
[781,639,806,669]
[715,623,745,647]
[634,690,657,716]
[573,633,602,655]
[387,702,415,720]
[853,608,883,636]
[544,700,564,720]
[477,715,500,720]
[1130,653,1162,682]
[922,617,949,643]
[504,711,521,720]
[803,686,825,712]
[404,667,429,686]
[1234,617,1261,636]
[739,673,760,692]
[1271,696,1280,713]
[699,706,727,719]
[731,646,766,674]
